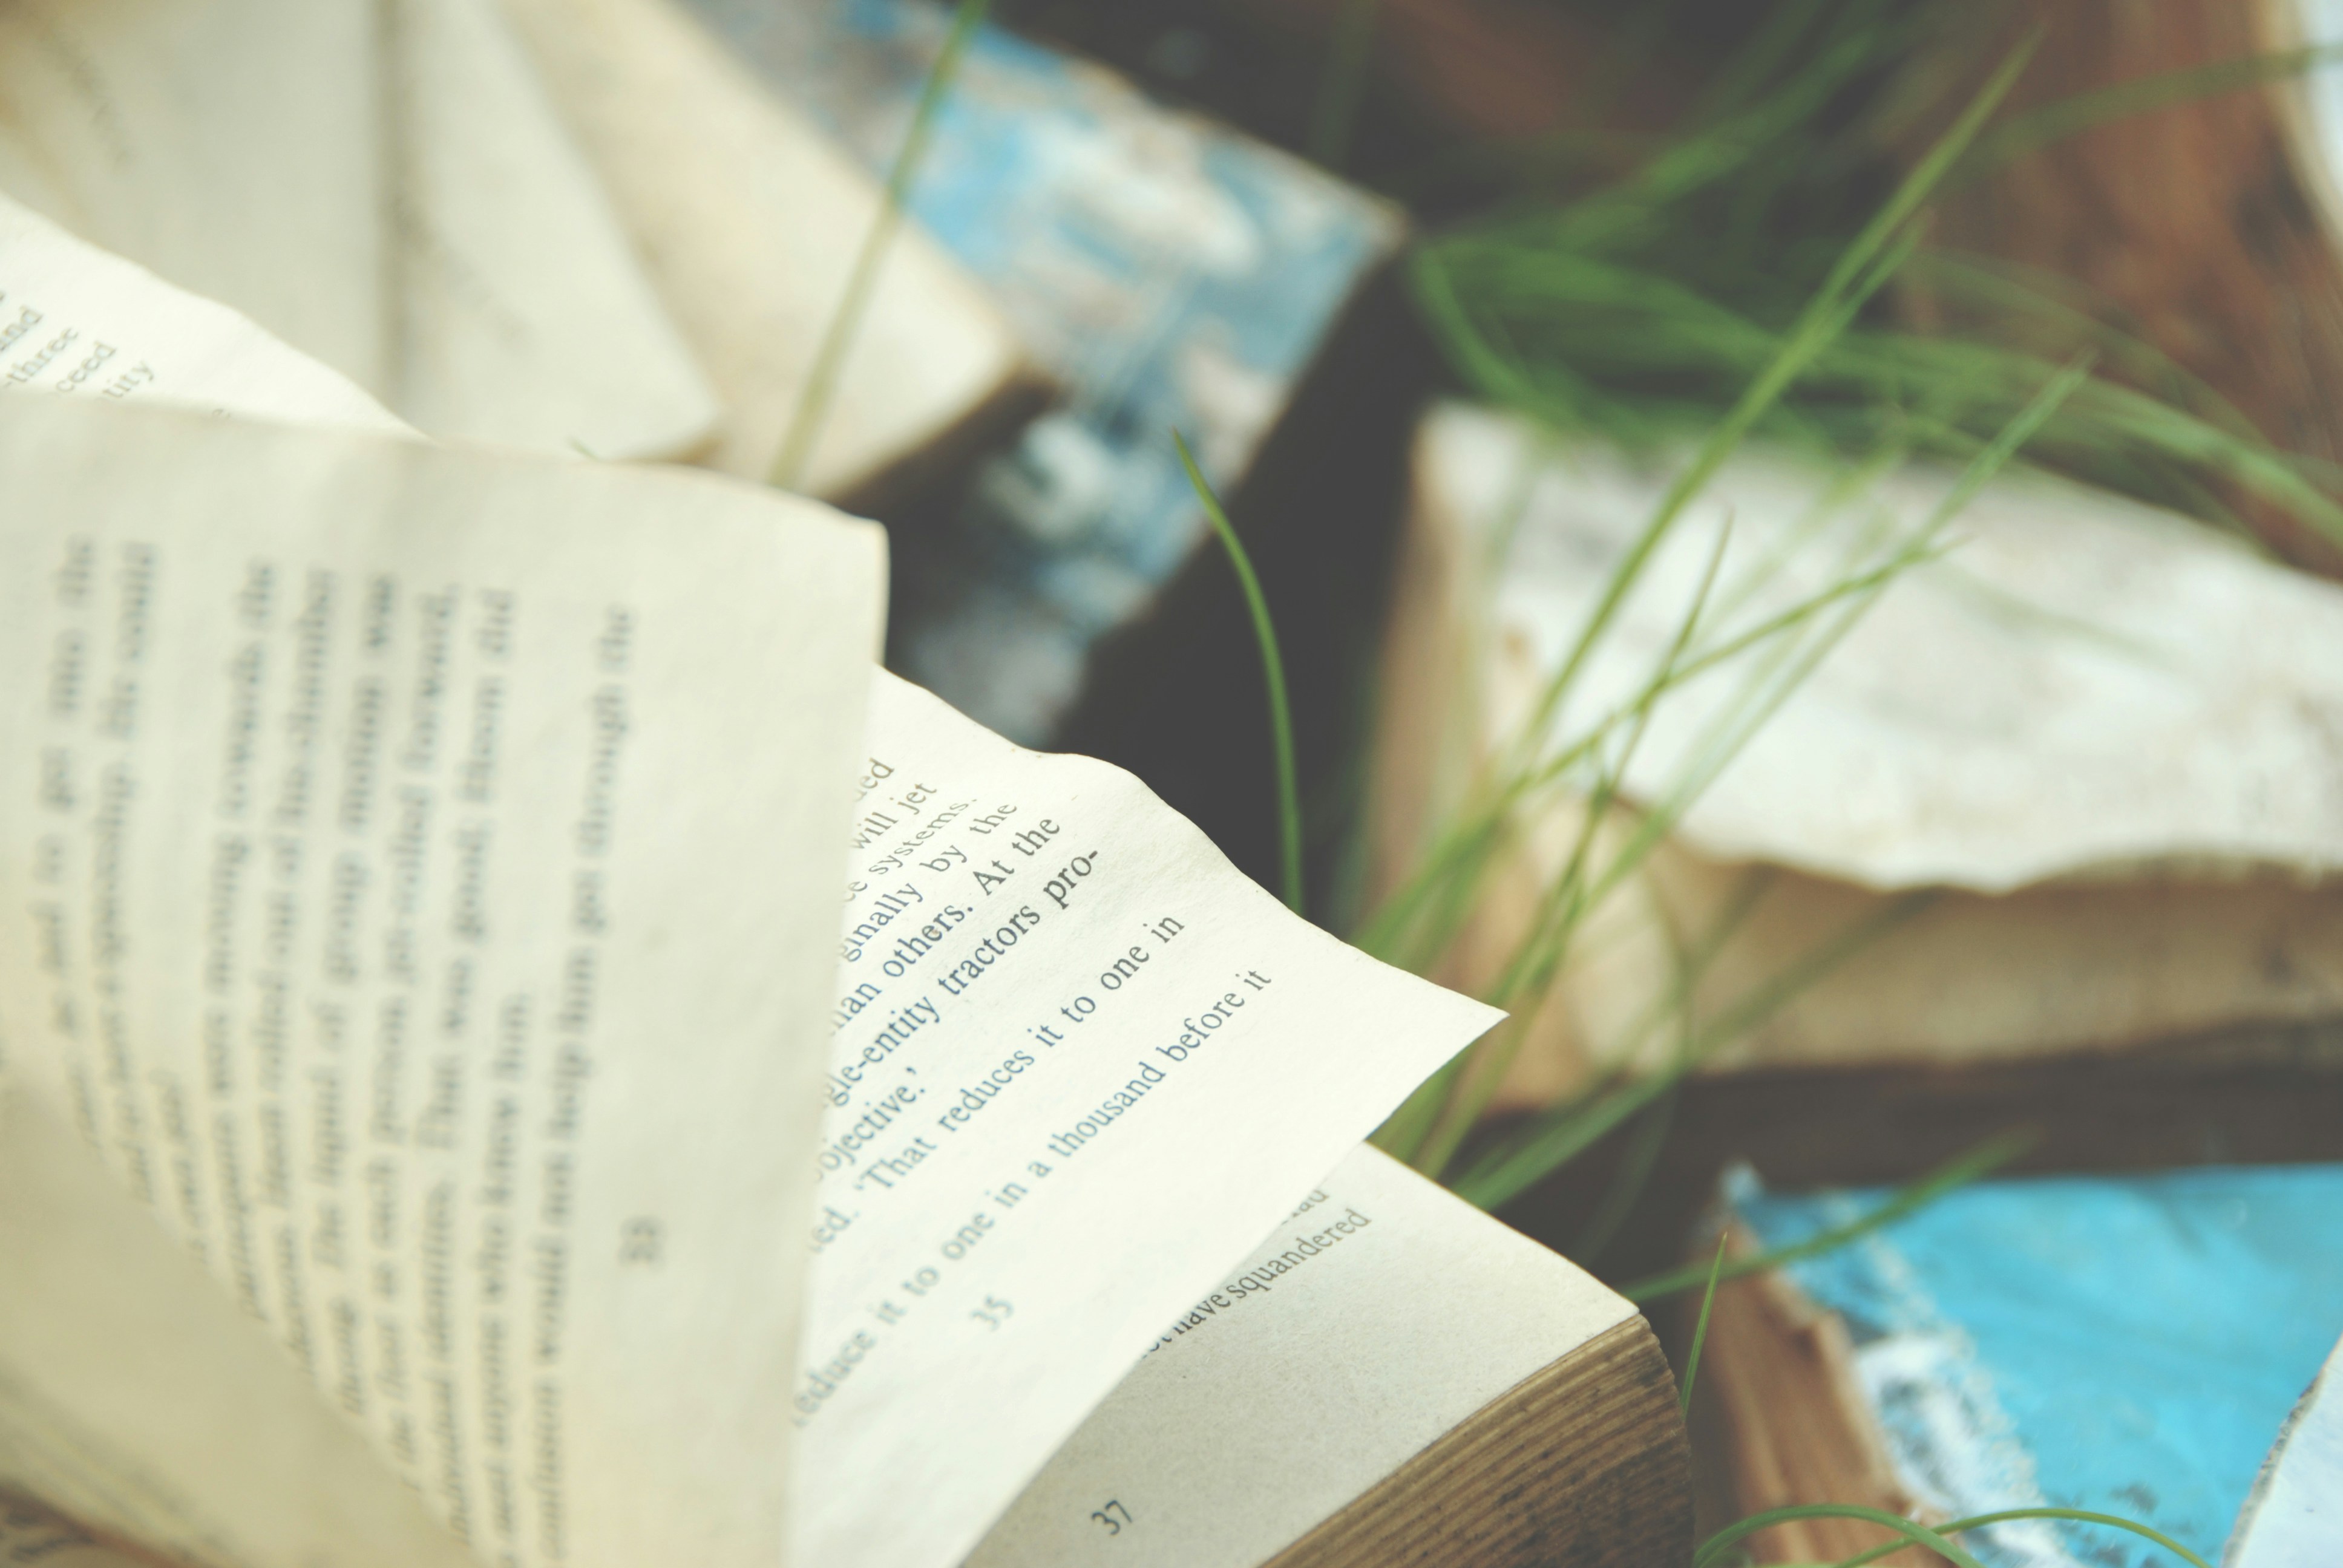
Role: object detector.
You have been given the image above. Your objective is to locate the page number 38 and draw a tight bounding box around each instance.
[1089,1500,1133,1537]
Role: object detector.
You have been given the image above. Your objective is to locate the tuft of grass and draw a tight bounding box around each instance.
[770,0,992,492]
[1180,433,1305,916]
[1366,0,2343,1220]
[1407,2,2343,554]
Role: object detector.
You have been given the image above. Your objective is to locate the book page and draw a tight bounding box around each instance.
[0,0,388,394]
[968,1144,1635,1568]
[0,192,402,434]
[0,1091,471,1568]
[388,0,722,462]
[0,397,885,1568]
[792,678,1504,1568]
[497,0,1037,497]
[2228,1335,2339,1568]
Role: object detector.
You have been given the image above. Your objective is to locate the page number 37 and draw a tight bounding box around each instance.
[1089,1500,1133,1537]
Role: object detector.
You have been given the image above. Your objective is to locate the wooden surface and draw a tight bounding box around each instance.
[1692,1245,1933,1566]
[1267,1315,1693,1568]
[1908,0,2343,575]
[1492,1024,2343,1327]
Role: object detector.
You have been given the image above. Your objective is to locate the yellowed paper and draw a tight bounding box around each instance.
[0,399,884,1568]
[793,677,1503,1568]
[0,192,401,433]
[388,0,722,460]
[968,1144,1631,1568]
[498,0,1034,494]
[0,0,388,393]
[0,1091,473,1568]
[1384,405,2343,1094]
[1414,405,2343,892]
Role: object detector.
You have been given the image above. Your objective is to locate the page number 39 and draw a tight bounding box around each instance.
[1089,1500,1133,1537]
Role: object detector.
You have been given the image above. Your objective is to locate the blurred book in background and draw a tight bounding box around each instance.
[685,0,1406,743]
[1375,402,2343,1117]
[1696,1162,2343,1566]
[0,0,1043,502]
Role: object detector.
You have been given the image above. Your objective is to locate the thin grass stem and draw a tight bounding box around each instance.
[770,0,990,491]
[1178,434,1305,915]
[1696,1505,1988,1568]
[1308,0,1383,171]
[1677,1229,1730,1419]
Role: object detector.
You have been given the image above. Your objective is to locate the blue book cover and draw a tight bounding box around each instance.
[684,0,1403,742]
[1729,1164,2343,1566]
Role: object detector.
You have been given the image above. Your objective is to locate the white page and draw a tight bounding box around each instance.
[1417,403,2343,893]
[497,0,1034,496]
[793,678,1503,1568]
[0,0,388,394]
[0,222,1507,1568]
[968,1143,1634,1568]
[0,1091,473,1568]
[388,0,722,461]
[2228,1336,2341,1568]
[0,192,402,433]
[0,397,885,1568]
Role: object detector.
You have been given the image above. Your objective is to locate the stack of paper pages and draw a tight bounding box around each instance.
[1372,403,2343,1112]
[0,0,1041,501]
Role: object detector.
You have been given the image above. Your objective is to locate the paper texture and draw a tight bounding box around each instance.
[0,0,388,393]
[0,397,885,1568]
[1417,403,2343,893]
[2228,1336,2341,1568]
[0,1091,471,1568]
[1562,840,2343,1078]
[498,0,1032,494]
[0,192,401,433]
[387,0,721,460]
[968,1144,1631,1568]
[1384,404,2343,1092]
[793,677,1503,1568]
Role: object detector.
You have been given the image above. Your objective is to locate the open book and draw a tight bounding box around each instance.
[0,199,1689,1566]
[1373,402,2343,1114]
[0,0,1041,500]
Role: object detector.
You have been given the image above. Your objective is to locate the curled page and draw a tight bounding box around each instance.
[795,676,1503,1568]
[0,398,885,1568]
[0,192,402,433]
[0,1091,473,1568]
[387,0,722,462]
[0,0,388,393]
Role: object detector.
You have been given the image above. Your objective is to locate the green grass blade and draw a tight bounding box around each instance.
[1697,1505,1989,1568]
[1570,1084,1677,1265]
[1780,1507,2214,1568]
[1621,1129,2037,1302]
[1308,0,1383,171]
[770,0,990,491]
[1177,433,1305,915]
[1449,889,1934,1215]
[1963,42,2343,177]
[1678,1228,1730,1419]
